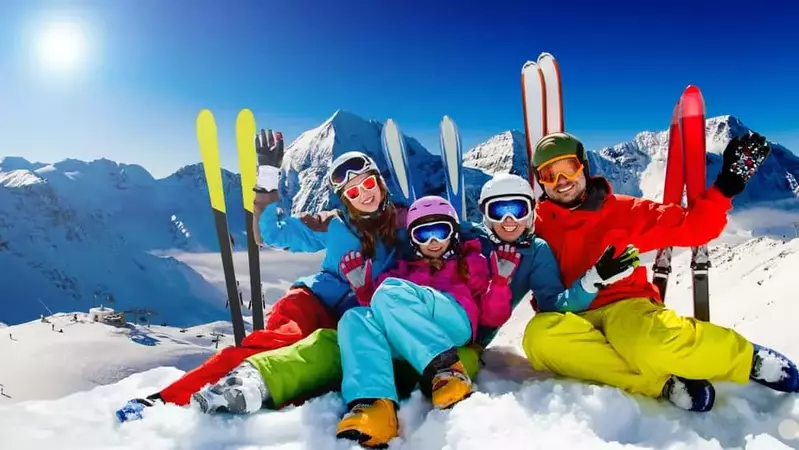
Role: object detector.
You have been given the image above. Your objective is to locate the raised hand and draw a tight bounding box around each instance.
[256,129,284,169]
[490,244,522,284]
[254,129,283,194]
[339,250,373,290]
[581,244,640,293]
[714,132,772,198]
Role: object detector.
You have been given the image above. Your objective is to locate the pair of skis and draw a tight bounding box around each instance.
[380,116,467,219]
[652,86,710,321]
[520,53,563,199]
[196,109,265,346]
[520,53,711,321]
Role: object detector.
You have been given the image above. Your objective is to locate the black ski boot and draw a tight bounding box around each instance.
[661,376,715,412]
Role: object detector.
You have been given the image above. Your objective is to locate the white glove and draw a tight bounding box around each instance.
[580,245,640,294]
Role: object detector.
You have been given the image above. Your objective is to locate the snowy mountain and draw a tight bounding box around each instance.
[0,157,245,326]
[462,116,799,211]
[3,112,798,327]
[1,237,798,449]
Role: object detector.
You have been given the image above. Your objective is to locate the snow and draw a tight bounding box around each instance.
[1,238,799,449]
[2,110,799,448]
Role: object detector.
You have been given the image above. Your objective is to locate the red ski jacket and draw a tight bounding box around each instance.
[534,177,732,311]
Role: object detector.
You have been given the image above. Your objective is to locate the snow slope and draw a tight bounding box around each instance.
[1,237,798,449]
[0,249,324,404]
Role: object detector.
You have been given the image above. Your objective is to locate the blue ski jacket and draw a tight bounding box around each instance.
[460,222,596,347]
[259,201,411,318]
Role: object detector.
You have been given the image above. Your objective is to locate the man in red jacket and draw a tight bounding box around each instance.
[522,132,798,412]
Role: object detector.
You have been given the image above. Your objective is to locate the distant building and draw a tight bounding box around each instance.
[89,305,125,326]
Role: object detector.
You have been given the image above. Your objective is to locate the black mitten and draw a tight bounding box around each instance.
[713,132,771,198]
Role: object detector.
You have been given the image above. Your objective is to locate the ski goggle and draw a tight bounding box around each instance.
[536,155,584,186]
[343,174,378,200]
[483,196,533,223]
[329,155,373,190]
[410,221,454,246]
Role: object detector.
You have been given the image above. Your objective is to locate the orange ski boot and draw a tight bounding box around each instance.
[336,398,398,448]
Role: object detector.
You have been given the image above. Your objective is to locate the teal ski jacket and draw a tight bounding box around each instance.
[461,223,596,347]
[259,201,411,318]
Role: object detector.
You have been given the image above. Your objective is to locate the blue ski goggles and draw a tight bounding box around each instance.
[410,221,454,246]
[329,156,372,189]
[483,196,533,223]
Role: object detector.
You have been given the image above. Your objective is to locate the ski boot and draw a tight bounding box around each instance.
[661,376,715,412]
[336,398,398,449]
[750,344,799,393]
[190,361,269,414]
[420,349,473,410]
[115,393,163,423]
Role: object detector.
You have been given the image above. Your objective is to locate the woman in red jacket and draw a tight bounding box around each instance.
[522,132,798,412]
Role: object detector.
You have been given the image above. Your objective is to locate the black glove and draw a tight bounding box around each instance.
[580,244,640,293]
[713,132,771,198]
[256,129,284,169]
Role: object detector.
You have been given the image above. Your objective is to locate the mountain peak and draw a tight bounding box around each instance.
[326,109,378,130]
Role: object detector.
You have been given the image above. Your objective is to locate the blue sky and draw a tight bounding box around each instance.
[1,0,797,178]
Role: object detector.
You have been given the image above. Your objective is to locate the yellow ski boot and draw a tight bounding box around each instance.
[431,360,473,409]
[336,398,398,448]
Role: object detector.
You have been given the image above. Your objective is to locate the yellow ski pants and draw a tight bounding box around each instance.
[522,297,754,398]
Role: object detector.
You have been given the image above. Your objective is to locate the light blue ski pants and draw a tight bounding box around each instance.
[338,277,473,404]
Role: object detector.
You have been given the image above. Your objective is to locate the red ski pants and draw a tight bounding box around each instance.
[159,287,338,405]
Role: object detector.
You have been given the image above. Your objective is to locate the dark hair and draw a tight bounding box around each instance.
[341,174,398,258]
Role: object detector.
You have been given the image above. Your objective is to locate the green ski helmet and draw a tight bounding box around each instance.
[531,132,590,177]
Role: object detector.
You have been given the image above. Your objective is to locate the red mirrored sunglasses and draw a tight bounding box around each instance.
[344,174,379,200]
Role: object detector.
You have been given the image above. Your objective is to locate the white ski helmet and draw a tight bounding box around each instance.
[478,173,536,233]
[328,151,380,195]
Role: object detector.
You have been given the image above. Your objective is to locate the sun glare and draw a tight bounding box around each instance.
[35,20,88,74]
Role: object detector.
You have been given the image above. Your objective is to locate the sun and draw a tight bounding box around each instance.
[35,20,87,74]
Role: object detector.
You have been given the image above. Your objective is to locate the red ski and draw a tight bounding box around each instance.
[651,102,684,300]
[680,86,710,321]
[652,85,710,321]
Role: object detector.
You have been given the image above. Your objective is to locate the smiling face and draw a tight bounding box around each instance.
[418,238,450,259]
[492,216,527,242]
[539,157,588,207]
[342,173,383,214]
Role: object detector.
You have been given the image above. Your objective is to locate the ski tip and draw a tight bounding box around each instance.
[522,60,538,71]
[680,86,706,117]
[683,85,702,95]
[537,52,555,62]
[197,108,213,121]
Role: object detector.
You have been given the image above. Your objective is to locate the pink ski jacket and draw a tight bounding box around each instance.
[356,238,512,340]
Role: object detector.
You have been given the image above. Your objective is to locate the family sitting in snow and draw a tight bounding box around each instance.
[118,129,798,448]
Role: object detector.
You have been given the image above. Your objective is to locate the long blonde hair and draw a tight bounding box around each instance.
[341,174,398,258]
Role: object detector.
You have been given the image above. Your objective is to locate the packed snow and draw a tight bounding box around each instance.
[1,237,798,449]
[3,111,799,448]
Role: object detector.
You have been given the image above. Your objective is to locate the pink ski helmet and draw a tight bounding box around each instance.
[406,195,459,229]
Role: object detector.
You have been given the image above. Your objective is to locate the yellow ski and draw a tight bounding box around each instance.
[235,109,264,330]
[196,109,246,346]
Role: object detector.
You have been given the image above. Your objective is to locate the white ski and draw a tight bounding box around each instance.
[380,119,416,204]
[521,52,565,197]
[439,115,466,219]
[537,52,564,134]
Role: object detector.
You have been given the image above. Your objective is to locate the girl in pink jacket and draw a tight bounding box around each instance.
[334,195,521,448]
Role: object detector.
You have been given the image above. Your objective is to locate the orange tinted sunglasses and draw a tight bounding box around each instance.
[536,155,584,186]
[344,174,379,200]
